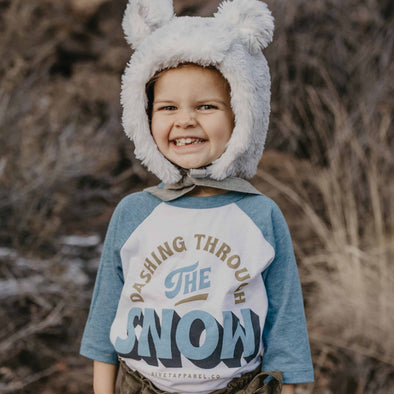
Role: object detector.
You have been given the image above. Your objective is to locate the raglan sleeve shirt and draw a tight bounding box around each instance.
[80,191,314,385]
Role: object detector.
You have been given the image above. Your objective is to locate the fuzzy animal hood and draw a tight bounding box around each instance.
[121,0,274,183]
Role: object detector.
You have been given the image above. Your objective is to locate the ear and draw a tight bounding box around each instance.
[215,0,274,54]
[122,0,174,48]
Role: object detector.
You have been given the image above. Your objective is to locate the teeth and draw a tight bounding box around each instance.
[174,138,204,146]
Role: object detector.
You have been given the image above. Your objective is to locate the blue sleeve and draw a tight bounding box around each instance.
[261,204,314,383]
[79,201,125,364]
[79,192,161,364]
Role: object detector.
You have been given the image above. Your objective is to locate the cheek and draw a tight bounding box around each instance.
[215,118,233,144]
[150,117,163,143]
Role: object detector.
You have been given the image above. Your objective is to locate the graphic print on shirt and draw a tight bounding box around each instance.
[114,233,262,369]
[109,202,275,391]
[165,261,211,305]
[128,234,252,306]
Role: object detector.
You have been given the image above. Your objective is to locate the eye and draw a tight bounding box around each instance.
[199,104,217,111]
[159,105,177,111]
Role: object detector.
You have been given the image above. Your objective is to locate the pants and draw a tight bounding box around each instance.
[119,359,283,394]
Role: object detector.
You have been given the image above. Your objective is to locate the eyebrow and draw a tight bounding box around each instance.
[153,98,229,106]
[153,100,176,104]
[196,98,228,104]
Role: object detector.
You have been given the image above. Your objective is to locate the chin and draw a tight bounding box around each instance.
[177,162,209,170]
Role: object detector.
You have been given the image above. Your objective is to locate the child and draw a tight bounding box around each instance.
[80,0,314,393]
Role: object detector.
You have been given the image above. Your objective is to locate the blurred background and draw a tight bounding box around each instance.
[0,0,393,392]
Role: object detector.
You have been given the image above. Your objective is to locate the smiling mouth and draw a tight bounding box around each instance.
[173,138,205,146]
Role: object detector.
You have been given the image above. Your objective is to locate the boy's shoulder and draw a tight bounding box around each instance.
[112,190,162,221]
[104,191,164,244]
[235,192,283,216]
[118,190,161,209]
[235,193,289,239]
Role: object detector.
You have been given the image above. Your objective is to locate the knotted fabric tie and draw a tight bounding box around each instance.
[144,169,261,201]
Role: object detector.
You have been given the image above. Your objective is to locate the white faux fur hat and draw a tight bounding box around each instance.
[121,0,274,183]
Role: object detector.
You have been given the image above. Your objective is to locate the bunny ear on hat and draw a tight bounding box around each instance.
[122,0,175,48]
[215,0,274,54]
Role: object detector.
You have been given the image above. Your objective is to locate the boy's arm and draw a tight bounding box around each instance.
[93,361,118,394]
[282,384,295,394]
[261,204,314,383]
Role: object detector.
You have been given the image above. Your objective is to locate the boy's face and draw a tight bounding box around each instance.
[151,65,234,171]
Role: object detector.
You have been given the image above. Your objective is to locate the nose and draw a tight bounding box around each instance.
[174,110,197,128]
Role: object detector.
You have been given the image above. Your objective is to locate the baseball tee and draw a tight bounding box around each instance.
[80,191,314,393]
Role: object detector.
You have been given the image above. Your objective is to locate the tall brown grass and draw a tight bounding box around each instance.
[255,1,393,392]
[0,0,132,251]
[255,99,393,393]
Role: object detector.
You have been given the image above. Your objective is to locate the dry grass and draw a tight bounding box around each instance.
[0,0,139,252]
[255,1,393,391]
[255,105,393,393]
[0,0,392,392]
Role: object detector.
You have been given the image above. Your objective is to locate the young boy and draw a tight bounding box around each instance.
[80,1,314,393]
